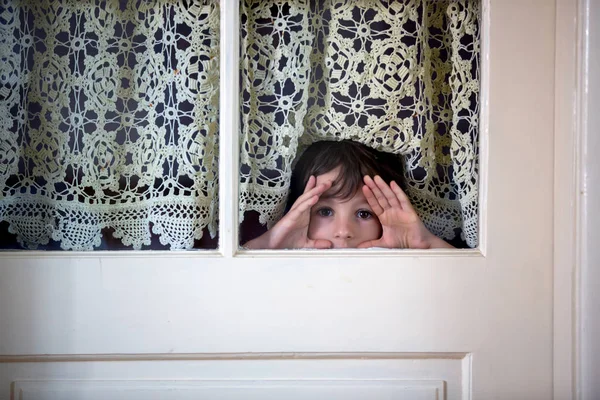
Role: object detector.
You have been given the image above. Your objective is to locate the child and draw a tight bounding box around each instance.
[244,140,453,249]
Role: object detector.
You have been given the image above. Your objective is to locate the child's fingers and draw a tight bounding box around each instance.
[285,194,319,224]
[291,194,318,216]
[390,181,415,212]
[304,175,316,192]
[362,185,384,216]
[292,175,317,208]
[363,175,390,209]
[373,175,402,209]
[357,239,382,249]
[308,239,333,249]
[290,180,331,212]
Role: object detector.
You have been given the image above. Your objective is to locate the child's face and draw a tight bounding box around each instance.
[308,168,382,248]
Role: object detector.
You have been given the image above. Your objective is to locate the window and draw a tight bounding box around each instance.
[238,1,480,250]
[0,0,480,251]
[0,1,220,250]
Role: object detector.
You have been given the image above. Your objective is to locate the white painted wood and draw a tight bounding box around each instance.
[0,0,581,399]
[1,356,465,400]
[554,0,581,399]
[580,0,600,399]
[13,380,443,400]
[218,0,240,257]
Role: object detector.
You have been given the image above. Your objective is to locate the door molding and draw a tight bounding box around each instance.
[553,0,587,399]
[577,0,600,398]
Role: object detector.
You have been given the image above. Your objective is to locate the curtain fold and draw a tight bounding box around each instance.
[240,0,480,247]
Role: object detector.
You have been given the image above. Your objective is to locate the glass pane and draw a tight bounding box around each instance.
[0,1,220,250]
[238,0,480,250]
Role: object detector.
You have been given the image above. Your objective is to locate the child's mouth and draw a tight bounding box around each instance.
[331,241,354,249]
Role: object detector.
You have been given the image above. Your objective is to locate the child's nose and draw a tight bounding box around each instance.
[334,219,354,239]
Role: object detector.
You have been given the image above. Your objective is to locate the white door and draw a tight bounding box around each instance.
[0,1,577,399]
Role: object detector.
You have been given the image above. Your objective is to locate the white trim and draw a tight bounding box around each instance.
[460,353,473,400]
[575,1,588,398]
[0,247,480,259]
[218,0,240,257]
[579,0,600,398]
[235,248,482,258]
[553,0,584,399]
[0,352,469,363]
[477,0,491,257]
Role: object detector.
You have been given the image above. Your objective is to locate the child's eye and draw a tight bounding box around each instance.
[357,210,373,219]
[317,207,333,217]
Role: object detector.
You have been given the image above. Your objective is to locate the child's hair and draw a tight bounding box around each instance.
[287,140,405,209]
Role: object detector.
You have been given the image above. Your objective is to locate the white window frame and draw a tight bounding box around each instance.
[220,1,487,259]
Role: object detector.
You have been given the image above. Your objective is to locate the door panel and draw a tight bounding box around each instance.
[5,357,464,400]
[0,0,565,399]
[14,380,445,400]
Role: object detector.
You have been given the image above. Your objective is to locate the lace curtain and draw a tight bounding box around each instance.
[240,0,480,247]
[0,0,220,250]
[1,0,479,250]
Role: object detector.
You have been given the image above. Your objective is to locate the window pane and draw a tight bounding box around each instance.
[239,0,480,250]
[0,1,220,250]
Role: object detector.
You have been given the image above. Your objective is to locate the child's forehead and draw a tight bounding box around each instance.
[318,182,367,203]
[318,189,368,205]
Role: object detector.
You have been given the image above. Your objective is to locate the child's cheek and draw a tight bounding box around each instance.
[364,218,383,239]
[307,215,325,240]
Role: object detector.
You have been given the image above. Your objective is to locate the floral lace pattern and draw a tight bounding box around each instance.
[0,0,220,250]
[240,0,480,247]
[1,0,479,250]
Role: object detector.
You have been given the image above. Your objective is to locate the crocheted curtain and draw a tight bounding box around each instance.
[1,0,479,250]
[0,1,220,250]
[240,0,480,247]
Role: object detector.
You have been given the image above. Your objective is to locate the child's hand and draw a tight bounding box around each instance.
[357,175,454,249]
[243,176,334,249]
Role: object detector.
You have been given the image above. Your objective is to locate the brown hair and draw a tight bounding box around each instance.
[287,140,405,209]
